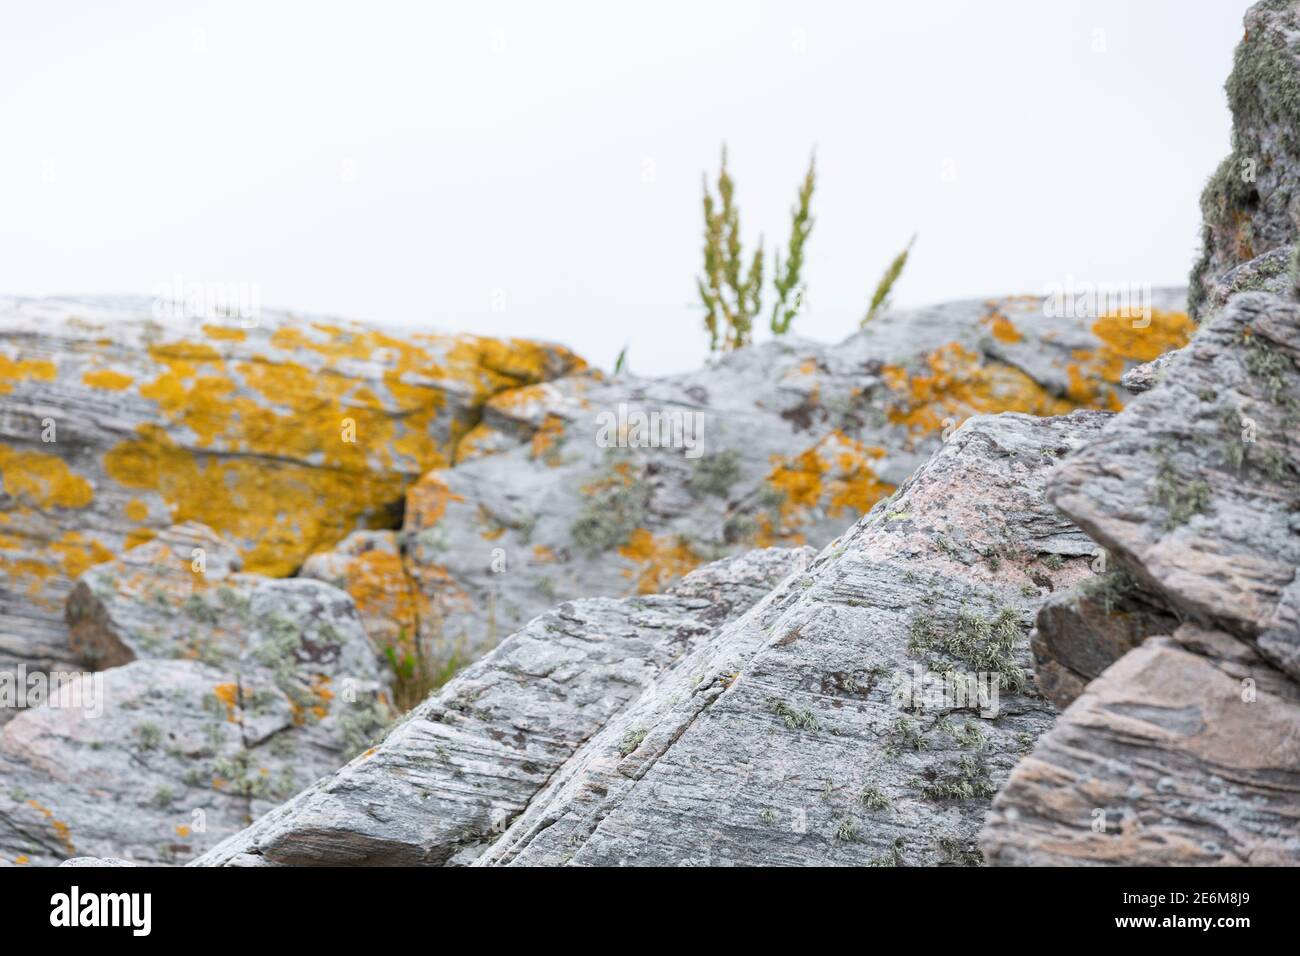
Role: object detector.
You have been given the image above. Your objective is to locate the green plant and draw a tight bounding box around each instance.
[862,235,916,326]
[770,697,820,731]
[384,628,465,713]
[860,785,891,810]
[613,344,628,375]
[618,727,648,757]
[770,153,817,335]
[698,146,764,352]
[690,449,742,498]
[1152,457,1211,527]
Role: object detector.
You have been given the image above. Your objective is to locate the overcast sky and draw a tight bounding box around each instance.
[0,0,1254,375]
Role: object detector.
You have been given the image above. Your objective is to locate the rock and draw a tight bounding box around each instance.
[982,290,1300,865]
[1030,568,1181,708]
[1190,0,1300,318]
[1047,292,1300,678]
[58,857,136,867]
[0,525,392,866]
[399,291,1190,670]
[1119,350,1178,394]
[0,295,584,699]
[299,531,419,659]
[199,410,1108,867]
[194,546,814,866]
[982,625,1300,865]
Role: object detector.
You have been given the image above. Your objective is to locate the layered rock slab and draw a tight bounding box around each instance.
[202,410,1108,866]
[194,546,814,865]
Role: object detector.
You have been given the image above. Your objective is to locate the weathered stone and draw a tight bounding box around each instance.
[982,625,1300,866]
[1048,292,1300,680]
[201,411,1107,867]
[0,526,391,866]
[984,287,1300,865]
[0,295,584,694]
[1030,568,1181,708]
[194,546,814,866]
[1190,0,1300,318]
[401,292,1189,669]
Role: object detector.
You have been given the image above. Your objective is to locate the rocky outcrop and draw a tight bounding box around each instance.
[0,524,391,866]
[0,295,584,700]
[399,291,1190,670]
[194,546,814,865]
[1190,0,1300,318]
[982,289,1300,865]
[199,410,1107,866]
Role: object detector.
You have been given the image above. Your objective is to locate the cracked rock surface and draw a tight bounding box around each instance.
[200,411,1106,866]
[983,289,1300,865]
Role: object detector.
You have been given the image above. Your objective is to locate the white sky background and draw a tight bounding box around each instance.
[0,0,1254,375]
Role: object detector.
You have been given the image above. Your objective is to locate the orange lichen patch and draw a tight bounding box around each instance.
[982,305,1024,343]
[883,343,1076,443]
[13,856,28,865]
[618,528,702,595]
[453,422,503,464]
[0,354,56,394]
[486,381,557,415]
[202,324,247,341]
[532,544,558,564]
[212,682,239,722]
[87,323,581,576]
[81,368,135,390]
[0,445,94,509]
[406,470,465,530]
[289,674,335,725]
[25,800,74,854]
[1064,309,1194,406]
[124,498,149,521]
[123,527,158,550]
[50,531,114,580]
[760,430,895,544]
[338,547,420,641]
[530,413,566,465]
[104,425,408,575]
[175,825,192,838]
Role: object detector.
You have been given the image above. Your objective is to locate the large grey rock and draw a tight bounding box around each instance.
[0,525,391,866]
[1190,0,1300,318]
[982,290,1300,865]
[0,294,584,704]
[402,291,1189,670]
[200,410,1107,866]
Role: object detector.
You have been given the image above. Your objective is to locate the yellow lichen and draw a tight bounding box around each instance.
[618,528,702,595]
[530,413,566,465]
[883,342,1076,443]
[0,354,56,394]
[759,430,894,544]
[0,446,94,510]
[212,682,239,722]
[81,368,135,390]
